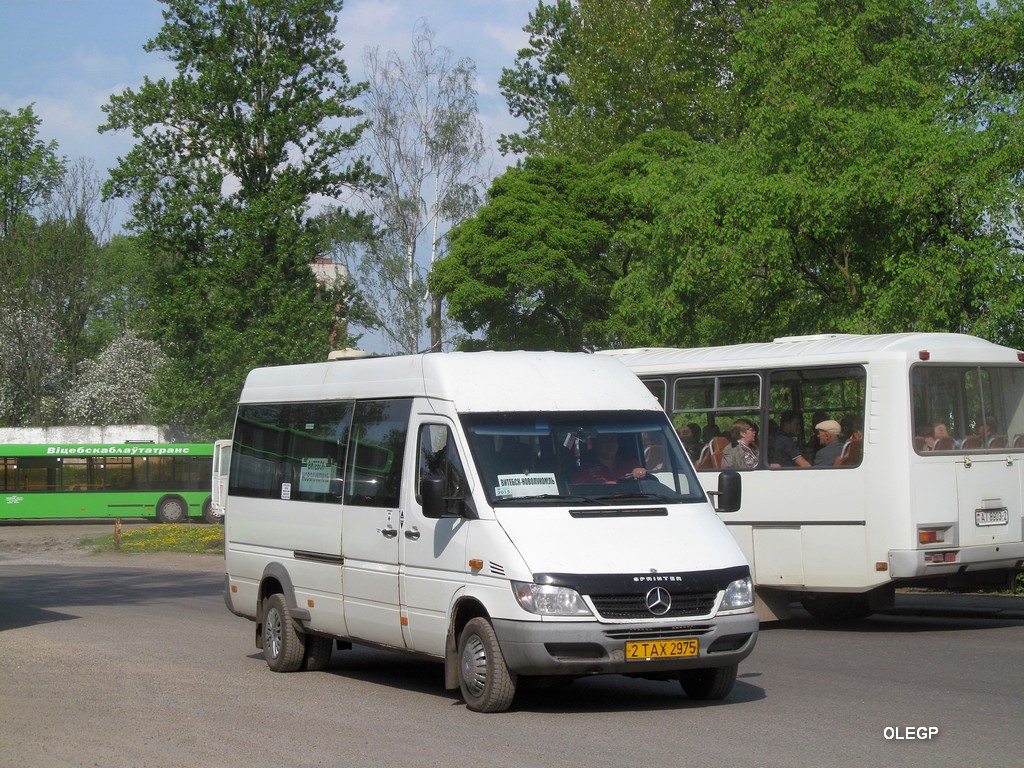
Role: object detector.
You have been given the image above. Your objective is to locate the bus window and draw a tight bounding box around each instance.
[643,378,667,409]
[17,457,58,491]
[766,367,866,468]
[672,375,760,449]
[104,456,135,490]
[911,365,1024,451]
[0,457,13,491]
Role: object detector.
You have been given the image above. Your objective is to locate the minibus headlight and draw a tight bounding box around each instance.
[720,577,755,611]
[512,582,593,616]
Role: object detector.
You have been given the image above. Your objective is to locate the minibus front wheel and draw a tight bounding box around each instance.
[457,617,517,713]
[679,664,738,700]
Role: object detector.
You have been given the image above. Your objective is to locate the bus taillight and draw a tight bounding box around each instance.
[918,527,950,544]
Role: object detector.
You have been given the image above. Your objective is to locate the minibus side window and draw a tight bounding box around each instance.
[230,402,354,502]
[346,399,411,507]
[291,401,353,503]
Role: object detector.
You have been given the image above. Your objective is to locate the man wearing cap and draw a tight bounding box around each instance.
[813,420,844,466]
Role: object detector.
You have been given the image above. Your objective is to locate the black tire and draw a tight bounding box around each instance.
[263,593,306,673]
[201,497,223,525]
[800,592,873,622]
[156,495,188,524]
[457,617,517,713]
[301,635,334,671]
[680,664,738,700]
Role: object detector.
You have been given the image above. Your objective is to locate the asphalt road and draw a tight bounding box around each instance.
[1,523,1022,768]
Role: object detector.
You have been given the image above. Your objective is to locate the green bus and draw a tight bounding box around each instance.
[0,443,218,524]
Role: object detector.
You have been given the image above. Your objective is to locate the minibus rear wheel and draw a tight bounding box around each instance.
[263,593,306,673]
[679,664,737,700]
[457,617,517,713]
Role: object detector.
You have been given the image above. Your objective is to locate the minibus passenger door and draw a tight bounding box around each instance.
[340,399,410,649]
[400,419,471,655]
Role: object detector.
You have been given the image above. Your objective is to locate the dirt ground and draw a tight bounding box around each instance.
[0,520,223,572]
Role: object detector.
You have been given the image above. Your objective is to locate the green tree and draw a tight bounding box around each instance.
[0,105,63,240]
[499,0,739,161]
[99,0,372,437]
[612,0,1024,345]
[498,0,576,156]
[463,0,1024,351]
[433,155,629,351]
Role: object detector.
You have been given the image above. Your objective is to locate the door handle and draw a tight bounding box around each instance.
[405,528,420,540]
[378,527,398,539]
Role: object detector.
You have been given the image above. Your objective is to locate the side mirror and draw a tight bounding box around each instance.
[712,469,741,513]
[419,476,469,519]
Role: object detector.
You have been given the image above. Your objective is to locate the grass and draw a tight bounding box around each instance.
[80,523,224,555]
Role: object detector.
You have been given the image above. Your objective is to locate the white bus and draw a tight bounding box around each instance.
[222,351,758,712]
[603,333,1024,621]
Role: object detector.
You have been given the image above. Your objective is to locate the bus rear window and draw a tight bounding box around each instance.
[911,365,1024,452]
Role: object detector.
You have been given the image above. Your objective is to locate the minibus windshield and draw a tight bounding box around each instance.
[461,411,706,506]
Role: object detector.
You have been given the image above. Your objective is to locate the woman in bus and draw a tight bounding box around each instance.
[722,418,759,470]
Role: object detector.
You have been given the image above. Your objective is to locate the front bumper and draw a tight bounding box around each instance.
[492,611,758,677]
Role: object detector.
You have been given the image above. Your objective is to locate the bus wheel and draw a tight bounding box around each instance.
[263,593,305,673]
[156,495,188,524]
[457,617,517,713]
[202,498,223,525]
[680,664,738,700]
[800,592,872,622]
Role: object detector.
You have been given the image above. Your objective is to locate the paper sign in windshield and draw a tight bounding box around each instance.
[495,473,558,498]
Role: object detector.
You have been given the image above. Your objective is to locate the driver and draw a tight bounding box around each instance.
[574,433,648,483]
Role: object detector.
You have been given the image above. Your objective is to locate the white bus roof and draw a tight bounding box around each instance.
[600,333,1023,372]
[239,351,662,412]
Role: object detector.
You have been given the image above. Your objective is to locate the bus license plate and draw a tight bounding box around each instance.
[976,508,1008,526]
[626,638,699,660]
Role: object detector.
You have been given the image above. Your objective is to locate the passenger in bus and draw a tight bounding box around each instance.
[677,423,701,461]
[808,410,830,459]
[925,422,952,450]
[813,420,845,466]
[961,415,999,450]
[769,410,811,468]
[574,433,648,483]
[722,419,759,470]
[837,417,864,465]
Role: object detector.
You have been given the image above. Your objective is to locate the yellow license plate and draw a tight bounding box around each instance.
[625,638,699,660]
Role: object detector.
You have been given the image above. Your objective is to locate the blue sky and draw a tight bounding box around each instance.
[0,0,535,226]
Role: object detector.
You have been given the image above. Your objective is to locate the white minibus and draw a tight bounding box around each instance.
[603,333,1024,621]
[223,351,757,712]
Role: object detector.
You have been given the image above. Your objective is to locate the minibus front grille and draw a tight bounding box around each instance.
[603,625,714,640]
[589,592,717,620]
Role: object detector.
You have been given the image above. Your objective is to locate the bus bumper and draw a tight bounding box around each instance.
[889,542,1024,578]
